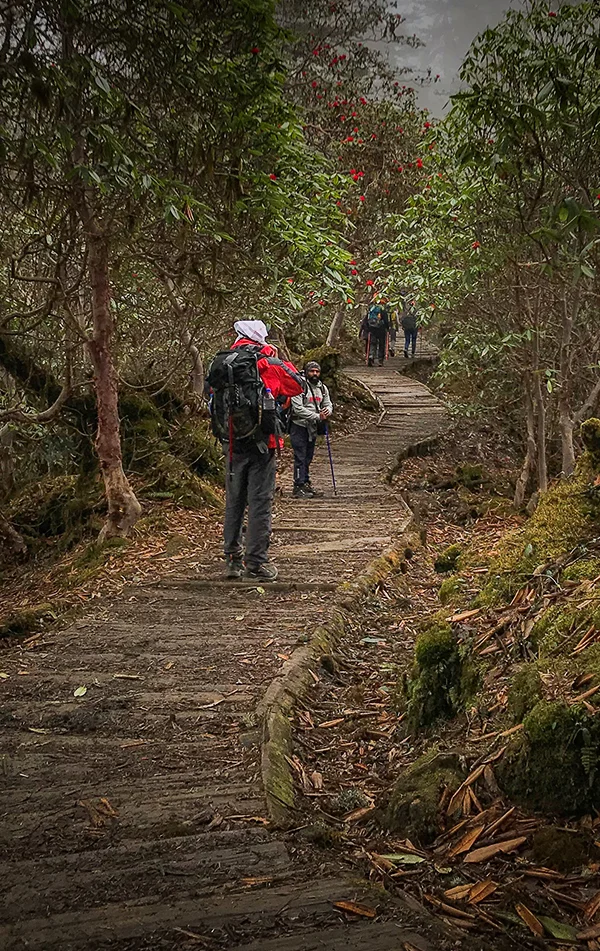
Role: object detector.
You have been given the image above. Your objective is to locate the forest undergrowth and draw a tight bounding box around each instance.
[286,420,600,950]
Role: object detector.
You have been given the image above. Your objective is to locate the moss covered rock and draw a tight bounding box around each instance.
[498,700,600,815]
[434,543,462,574]
[456,463,484,490]
[532,826,595,873]
[405,621,479,730]
[562,558,600,583]
[0,602,57,639]
[507,665,543,723]
[385,749,464,844]
[438,575,466,606]
[141,453,223,510]
[475,462,597,607]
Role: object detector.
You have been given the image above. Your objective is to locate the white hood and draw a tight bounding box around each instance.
[234,320,268,345]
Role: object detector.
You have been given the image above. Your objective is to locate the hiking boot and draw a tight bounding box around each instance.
[389,348,395,357]
[244,562,278,582]
[293,484,314,499]
[378,360,384,366]
[404,349,409,359]
[306,482,323,497]
[367,357,374,367]
[224,555,243,580]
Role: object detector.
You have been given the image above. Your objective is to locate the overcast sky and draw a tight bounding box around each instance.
[388,0,524,114]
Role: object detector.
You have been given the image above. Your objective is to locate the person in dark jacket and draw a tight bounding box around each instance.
[359,302,390,366]
[401,297,419,358]
[212,320,304,581]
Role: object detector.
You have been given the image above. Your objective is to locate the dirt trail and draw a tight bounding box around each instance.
[1,360,453,951]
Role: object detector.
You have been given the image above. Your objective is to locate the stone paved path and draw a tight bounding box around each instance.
[1,361,452,951]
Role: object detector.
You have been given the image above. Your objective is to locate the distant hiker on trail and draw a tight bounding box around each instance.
[360,301,390,366]
[207,320,304,582]
[401,296,419,358]
[290,361,333,499]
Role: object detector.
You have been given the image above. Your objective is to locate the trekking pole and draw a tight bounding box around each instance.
[365,333,371,365]
[385,332,389,361]
[324,424,337,496]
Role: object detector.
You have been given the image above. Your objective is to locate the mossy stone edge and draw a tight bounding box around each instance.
[258,520,418,828]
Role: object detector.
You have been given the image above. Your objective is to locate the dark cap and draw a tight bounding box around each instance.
[305,361,321,372]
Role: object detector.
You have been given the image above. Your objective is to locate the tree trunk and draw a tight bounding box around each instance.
[0,511,27,564]
[326,307,346,347]
[514,374,537,508]
[532,370,548,493]
[85,232,141,540]
[558,286,578,477]
[559,407,576,477]
[181,330,204,397]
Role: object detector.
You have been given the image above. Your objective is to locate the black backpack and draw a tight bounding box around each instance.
[207,344,283,449]
[207,345,264,445]
[367,304,383,329]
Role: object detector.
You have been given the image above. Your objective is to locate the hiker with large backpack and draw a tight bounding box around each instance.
[289,361,334,499]
[400,295,419,358]
[206,320,304,581]
[359,301,390,366]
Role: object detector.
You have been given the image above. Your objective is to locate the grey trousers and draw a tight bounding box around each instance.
[222,445,276,567]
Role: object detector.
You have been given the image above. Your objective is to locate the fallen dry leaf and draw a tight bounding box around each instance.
[516,902,544,937]
[333,900,377,919]
[448,824,485,858]
[464,836,527,864]
[468,880,497,904]
[585,890,600,922]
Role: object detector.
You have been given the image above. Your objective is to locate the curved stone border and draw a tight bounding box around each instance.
[259,526,420,827]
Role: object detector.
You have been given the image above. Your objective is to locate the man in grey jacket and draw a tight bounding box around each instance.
[290,361,333,499]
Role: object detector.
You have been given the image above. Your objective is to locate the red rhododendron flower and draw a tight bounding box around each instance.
[424,121,431,129]
[397,165,404,172]
[472,241,481,249]
[406,259,413,265]
[350,167,356,174]
[358,138,363,143]
[311,80,318,88]
[347,298,353,304]
[287,278,294,283]
[548,10,556,15]
[313,48,320,55]
[359,195,365,201]
[340,115,346,121]
[318,299,325,305]
[251,47,260,54]
[366,279,374,286]
[351,268,358,275]
[360,97,367,105]
[416,158,423,169]
[346,136,354,142]
[350,259,356,264]
[269,173,277,180]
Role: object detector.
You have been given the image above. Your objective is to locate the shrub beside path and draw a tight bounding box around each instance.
[1,361,460,951]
